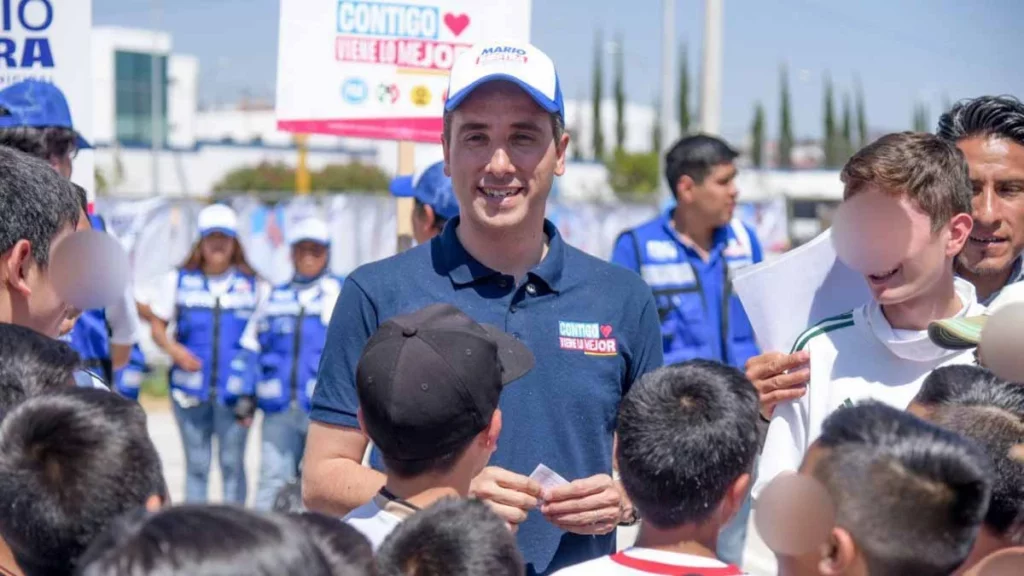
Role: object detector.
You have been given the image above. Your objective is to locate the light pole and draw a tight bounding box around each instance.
[150,0,162,196]
[658,0,678,205]
[699,0,723,135]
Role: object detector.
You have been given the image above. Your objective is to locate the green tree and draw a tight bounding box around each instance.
[213,161,391,197]
[823,75,837,167]
[215,162,296,193]
[778,65,794,169]
[613,33,626,153]
[607,149,660,196]
[651,95,663,154]
[678,43,691,136]
[841,93,853,164]
[912,102,930,132]
[751,102,765,168]
[312,162,390,192]
[855,78,868,149]
[591,30,605,161]
[571,90,584,161]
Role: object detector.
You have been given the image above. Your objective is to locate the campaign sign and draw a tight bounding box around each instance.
[0,0,94,201]
[276,0,532,142]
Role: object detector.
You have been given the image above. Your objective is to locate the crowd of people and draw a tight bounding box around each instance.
[0,34,1021,576]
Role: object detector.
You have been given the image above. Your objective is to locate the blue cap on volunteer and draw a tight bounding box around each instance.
[289,218,331,246]
[444,40,564,120]
[389,161,460,220]
[0,79,91,149]
[198,204,238,238]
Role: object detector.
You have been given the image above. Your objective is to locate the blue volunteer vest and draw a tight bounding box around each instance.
[114,344,148,400]
[67,214,114,382]
[170,268,258,404]
[614,213,762,369]
[255,276,341,413]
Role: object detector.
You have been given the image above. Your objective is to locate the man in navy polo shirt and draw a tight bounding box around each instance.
[303,41,663,575]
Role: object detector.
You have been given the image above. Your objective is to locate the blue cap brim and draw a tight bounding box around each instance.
[200,227,237,238]
[76,133,92,150]
[445,73,562,117]
[291,237,330,246]
[389,175,416,197]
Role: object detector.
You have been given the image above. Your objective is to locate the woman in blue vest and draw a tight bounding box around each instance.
[148,204,268,505]
[234,217,342,510]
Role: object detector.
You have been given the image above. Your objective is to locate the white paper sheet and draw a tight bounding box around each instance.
[529,463,570,492]
[733,229,871,354]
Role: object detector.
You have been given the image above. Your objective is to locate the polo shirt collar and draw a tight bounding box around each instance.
[438,217,566,292]
[659,208,730,253]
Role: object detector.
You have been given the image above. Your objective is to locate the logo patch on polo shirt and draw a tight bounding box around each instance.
[558,321,617,356]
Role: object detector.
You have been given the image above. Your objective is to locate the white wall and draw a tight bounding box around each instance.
[168,55,198,147]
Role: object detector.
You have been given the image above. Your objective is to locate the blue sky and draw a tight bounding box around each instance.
[95,0,1022,144]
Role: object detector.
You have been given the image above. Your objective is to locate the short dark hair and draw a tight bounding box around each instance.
[376,498,524,576]
[0,145,81,265]
[841,132,972,232]
[929,382,1024,542]
[77,505,334,576]
[0,388,168,576]
[0,323,80,416]
[288,512,377,576]
[380,438,473,479]
[664,134,739,191]
[414,198,448,232]
[937,95,1024,148]
[0,125,78,163]
[71,182,88,214]
[913,365,1004,408]
[441,109,565,144]
[812,401,992,576]
[616,360,759,529]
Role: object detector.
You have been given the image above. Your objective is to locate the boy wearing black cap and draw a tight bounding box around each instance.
[343,303,534,549]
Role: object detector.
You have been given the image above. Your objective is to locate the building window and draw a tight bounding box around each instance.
[114,50,168,146]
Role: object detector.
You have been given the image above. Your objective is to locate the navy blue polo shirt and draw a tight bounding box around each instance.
[311,217,663,575]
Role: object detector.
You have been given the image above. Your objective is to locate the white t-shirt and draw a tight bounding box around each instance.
[551,548,746,576]
[753,278,985,498]
[343,494,417,550]
[105,283,142,346]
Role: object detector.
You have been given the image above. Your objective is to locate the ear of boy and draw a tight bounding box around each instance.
[818,528,859,576]
[719,473,752,526]
[945,213,974,257]
[4,241,33,297]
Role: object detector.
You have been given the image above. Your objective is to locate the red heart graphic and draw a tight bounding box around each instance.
[444,13,470,36]
[600,325,613,338]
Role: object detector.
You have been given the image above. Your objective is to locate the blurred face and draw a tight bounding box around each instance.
[292,241,329,278]
[957,136,1024,278]
[678,163,739,228]
[442,81,569,235]
[199,233,235,272]
[858,187,971,305]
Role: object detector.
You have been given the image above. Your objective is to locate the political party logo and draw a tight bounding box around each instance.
[476,45,528,66]
[376,82,399,104]
[341,77,368,104]
[410,85,431,107]
[558,321,617,356]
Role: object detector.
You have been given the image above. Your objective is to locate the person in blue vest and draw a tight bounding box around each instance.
[234,217,343,510]
[63,212,142,386]
[610,133,763,566]
[113,344,149,400]
[611,134,763,369]
[147,203,269,504]
[390,160,460,245]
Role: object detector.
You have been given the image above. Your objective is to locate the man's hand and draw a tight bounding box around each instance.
[470,467,541,532]
[170,345,203,372]
[746,350,810,420]
[540,474,621,536]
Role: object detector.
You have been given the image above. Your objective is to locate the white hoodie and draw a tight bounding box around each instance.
[753,278,984,499]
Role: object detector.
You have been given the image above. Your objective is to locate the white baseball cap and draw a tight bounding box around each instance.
[445,40,564,119]
[288,218,330,246]
[929,282,1024,349]
[198,204,238,238]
